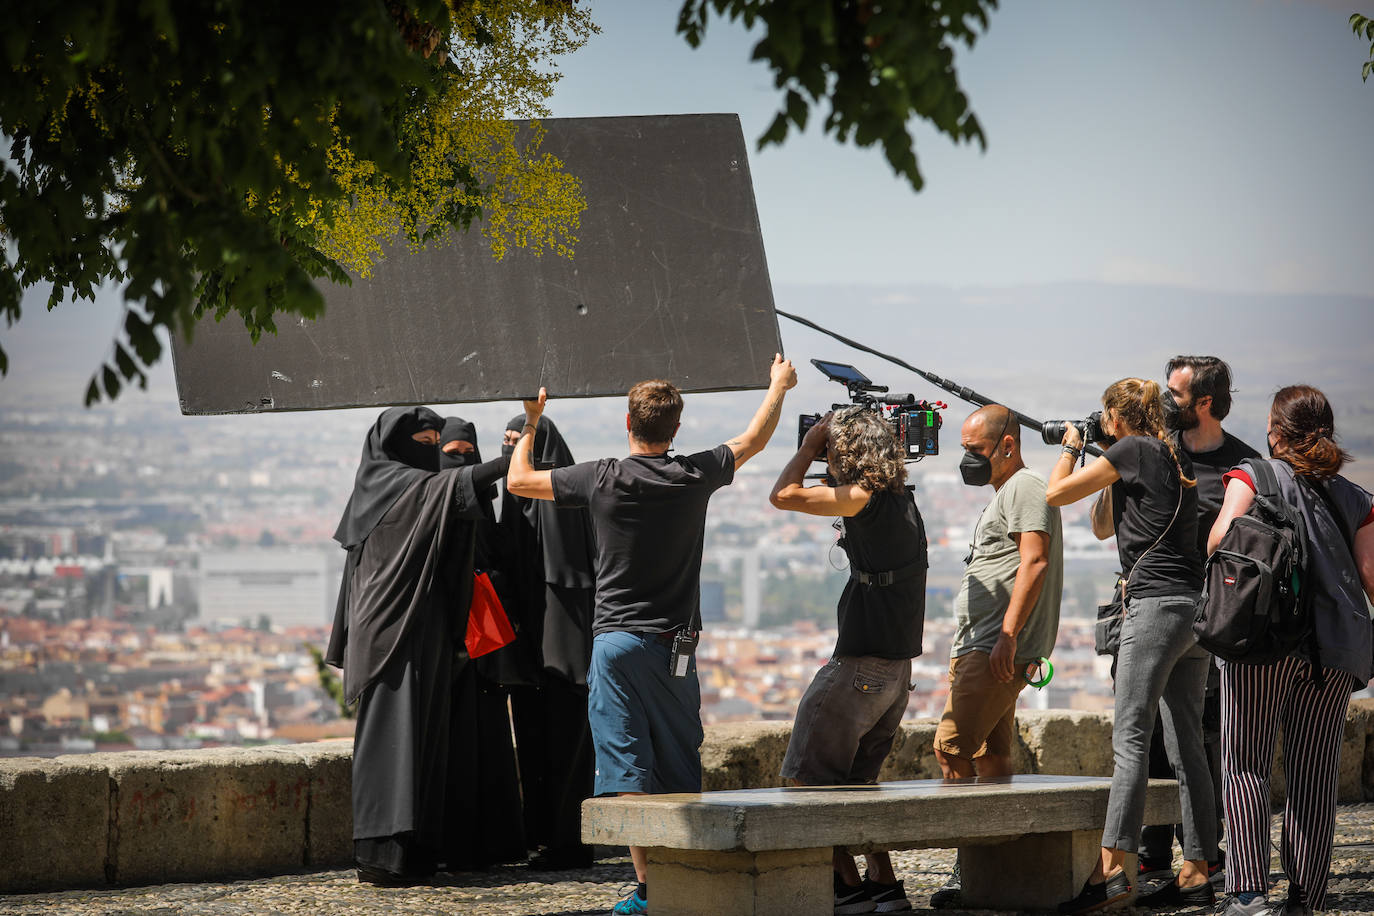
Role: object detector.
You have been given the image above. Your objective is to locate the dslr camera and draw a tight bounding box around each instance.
[797,359,945,461]
[1040,411,1114,450]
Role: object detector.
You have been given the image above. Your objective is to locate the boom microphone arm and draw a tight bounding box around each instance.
[776,309,1105,458]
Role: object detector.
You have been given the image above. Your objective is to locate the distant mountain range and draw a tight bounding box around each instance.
[4,279,1371,484]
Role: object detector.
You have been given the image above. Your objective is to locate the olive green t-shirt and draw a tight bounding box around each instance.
[952,468,1063,664]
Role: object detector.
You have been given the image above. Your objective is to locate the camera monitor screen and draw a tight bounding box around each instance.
[810,359,871,387]
[170,114,782,414]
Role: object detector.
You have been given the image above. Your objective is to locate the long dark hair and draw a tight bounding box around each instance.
[1269,385,1351,480]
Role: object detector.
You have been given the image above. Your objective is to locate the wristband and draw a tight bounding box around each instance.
[1061,446,1081,459]
[1024,657,1054,689]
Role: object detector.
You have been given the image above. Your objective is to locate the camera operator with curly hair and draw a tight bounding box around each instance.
[1046,378,1217,914]
[770,408,929,915]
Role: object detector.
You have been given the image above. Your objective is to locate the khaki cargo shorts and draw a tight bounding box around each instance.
[933,649,1026,759]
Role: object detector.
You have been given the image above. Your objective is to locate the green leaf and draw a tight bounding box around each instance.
[758,111,790,148]
[114,343,139,379]
[785,89,809,129]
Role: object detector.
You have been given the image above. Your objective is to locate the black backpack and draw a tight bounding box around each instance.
[1192,459,1313,665]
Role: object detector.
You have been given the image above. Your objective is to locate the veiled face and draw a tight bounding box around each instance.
[412,430,441,445]
[442,439,475,456]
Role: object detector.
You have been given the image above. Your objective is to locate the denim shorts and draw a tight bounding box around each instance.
[587,631,704,796]
[780,655,912,785]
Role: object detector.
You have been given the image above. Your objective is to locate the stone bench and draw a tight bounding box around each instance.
[581,774,1182,915]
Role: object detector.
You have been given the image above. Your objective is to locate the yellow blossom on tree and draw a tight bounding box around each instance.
[313,0,597,276]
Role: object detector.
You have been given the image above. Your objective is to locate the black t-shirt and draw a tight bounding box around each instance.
[1179,431,1261,562]
[551,445,735,635]
[834,487,928,659]
[1105,436,1202,598]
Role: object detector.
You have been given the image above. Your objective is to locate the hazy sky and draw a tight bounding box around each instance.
[546,0,1373,296]
[4,0,1371,418]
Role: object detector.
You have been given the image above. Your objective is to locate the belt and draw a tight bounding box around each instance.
[848,556,926,588]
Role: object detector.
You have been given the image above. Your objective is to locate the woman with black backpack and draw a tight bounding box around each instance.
[1205,385,1374,916]
[1046,377,1218,914]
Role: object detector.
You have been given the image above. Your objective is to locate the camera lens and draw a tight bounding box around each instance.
[1040,421,1067,446]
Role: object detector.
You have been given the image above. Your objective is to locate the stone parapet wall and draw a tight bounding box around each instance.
[0,741,352,894]
[3,702,1372,893]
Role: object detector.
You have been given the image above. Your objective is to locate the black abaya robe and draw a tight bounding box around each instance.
[326,407,494,880]
[495,415,598,866]
[437,418,526,870]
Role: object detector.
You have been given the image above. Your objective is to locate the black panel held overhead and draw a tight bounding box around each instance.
[170,114,783,415]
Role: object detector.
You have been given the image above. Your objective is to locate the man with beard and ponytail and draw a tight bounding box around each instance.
[1129,357,1259,902]
[434,417,527,871]
[495,412,598,870]
[325,406,512,886]
[928,404,1062,910]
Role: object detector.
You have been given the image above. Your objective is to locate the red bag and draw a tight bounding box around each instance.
[465,572,516,658]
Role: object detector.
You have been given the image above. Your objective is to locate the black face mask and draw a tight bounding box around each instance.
[960,411,1013,487]
[442,442,479,467]
[1266,433,1277,459]
[390,436,440,472]
[1162,392,1199,431]
[960,449,993,487]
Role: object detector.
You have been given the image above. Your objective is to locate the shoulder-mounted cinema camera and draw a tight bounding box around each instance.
[797,359,946,461]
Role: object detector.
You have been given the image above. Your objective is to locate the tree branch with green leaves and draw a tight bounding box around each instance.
[1354,13,1374,82]
[1,0,596,404]
[306,643,355,721]
[677,0,997,192]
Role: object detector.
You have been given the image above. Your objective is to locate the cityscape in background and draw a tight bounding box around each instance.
[1,391,1251,759]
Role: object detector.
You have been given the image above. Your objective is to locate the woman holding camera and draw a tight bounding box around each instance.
[1046,378,1217,914]
[1205,385,1374,916]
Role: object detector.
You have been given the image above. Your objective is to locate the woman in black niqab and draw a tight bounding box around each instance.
[325,405,511,885]
[436,416,527,870]
[494,413,598,868]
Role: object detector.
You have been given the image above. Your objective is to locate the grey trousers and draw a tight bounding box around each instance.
[1103,594,1218,862]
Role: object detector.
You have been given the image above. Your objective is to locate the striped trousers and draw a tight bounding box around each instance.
[1220,655,1355,909]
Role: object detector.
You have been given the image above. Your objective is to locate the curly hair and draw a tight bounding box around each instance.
[1269,384,1351,480]
[827,407,906,493]
[1101,377,1196,488]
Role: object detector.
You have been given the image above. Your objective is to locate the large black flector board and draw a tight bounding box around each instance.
[170,114,782,414]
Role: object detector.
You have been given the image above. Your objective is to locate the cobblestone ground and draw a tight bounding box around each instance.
[4,804,1372,915]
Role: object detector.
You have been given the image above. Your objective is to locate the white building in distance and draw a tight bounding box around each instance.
[198,549,336,629]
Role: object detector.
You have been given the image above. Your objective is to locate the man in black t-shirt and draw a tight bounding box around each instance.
[507,355,797,916]
[1135,356,1261,892]
[770,408,927,915]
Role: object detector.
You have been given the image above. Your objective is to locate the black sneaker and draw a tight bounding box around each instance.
[834,873,876,915]
[1057,870,1132,915]
[862,877,912,913]
[1136,878,1215,909]
[930,861,961,909]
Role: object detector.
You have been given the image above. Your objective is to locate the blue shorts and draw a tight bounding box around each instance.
[587,631,704,796]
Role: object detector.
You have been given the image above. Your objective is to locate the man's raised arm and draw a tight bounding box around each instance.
[725,354,797,469]
[507,387,556,501]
